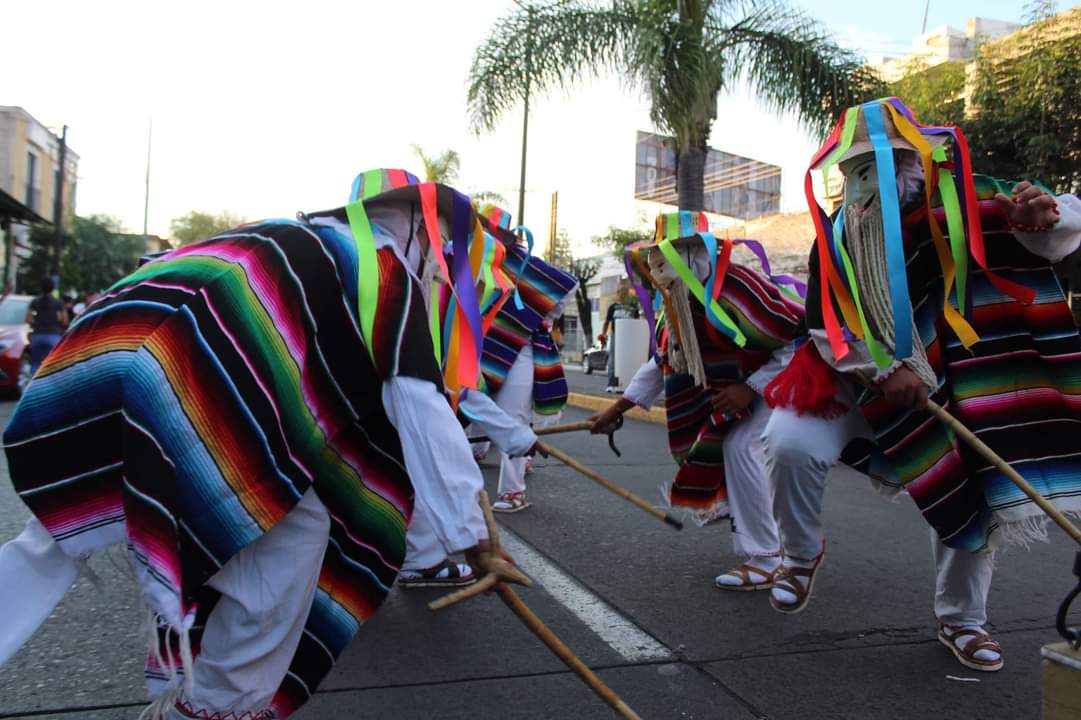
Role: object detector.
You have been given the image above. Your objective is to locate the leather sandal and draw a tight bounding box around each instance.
[769,551,825,614]
[938,624,1004,672]
[493,492,531,513]
[715,563,777,591]
[398,558,476,588]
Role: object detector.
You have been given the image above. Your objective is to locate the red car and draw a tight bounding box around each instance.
[0,294,35,395]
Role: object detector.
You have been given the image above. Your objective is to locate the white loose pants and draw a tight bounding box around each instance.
[0,517,82,667]
[762,389,994,626]
[170,486,329,716]
[0,488,330,717]
[495,345,535,497]
[723,398,781,558]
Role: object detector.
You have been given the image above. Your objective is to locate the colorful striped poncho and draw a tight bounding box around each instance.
[804,183,1081,551]
[480,246,577,415]
[3,218,441,716]
[663,264,804,511]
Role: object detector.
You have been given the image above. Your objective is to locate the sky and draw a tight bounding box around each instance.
[2,0,1050,254]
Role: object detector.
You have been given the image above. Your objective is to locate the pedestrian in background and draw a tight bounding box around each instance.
[25,277,67,376]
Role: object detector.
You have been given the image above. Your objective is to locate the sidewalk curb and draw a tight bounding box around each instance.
[566,392,667,425]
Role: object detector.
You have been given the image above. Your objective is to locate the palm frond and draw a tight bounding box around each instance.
[467,1,639,133]
[709,0,885,138]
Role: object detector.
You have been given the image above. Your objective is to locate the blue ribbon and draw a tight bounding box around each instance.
[511,224,534,311]
[697,232,740,342]
[863,101,912,361]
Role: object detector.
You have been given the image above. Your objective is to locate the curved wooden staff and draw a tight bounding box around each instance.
[430,491,643,720]
[925,399,1081,546]
[537,441,683,530]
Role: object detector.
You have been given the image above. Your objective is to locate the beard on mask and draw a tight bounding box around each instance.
[843,193,937,389]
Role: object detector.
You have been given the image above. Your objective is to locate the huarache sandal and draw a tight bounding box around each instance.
[769,551,825,614]
[715,562,777,591]
[493,492,531,513]
[397,558,476,588]
[938,624,1004,672]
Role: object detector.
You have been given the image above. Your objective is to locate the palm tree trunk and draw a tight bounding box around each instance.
[676,143,706,212]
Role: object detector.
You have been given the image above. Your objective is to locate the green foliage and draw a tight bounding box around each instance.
[888,59,966,126]
[411,145,461,184]
[594,224,653,259]
[18,215,145,294]
[546,231,599,338]
[966,22,1081,194]
[881,8,1080,195]
[169,210,246,246]
[468,0,882,210]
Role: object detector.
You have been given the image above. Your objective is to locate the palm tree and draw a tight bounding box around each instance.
[411,145,462,184]
[411,144,510,207]
[468,0,883,211]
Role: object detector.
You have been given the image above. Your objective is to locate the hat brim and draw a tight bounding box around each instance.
[306,183,476,233]
[477,214,518,246]
[361,183,475,223]
[814,132,949,171]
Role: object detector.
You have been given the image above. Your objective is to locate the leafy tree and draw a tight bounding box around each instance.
[412,145,508,207]
[965,12,1081,193]
[878,6,1079,194]
[411,145,462,184]
[568,258,600,340]
[468,0,882,211]
[547,230,599,340]
[595,224,653,260]
[19,215,145,294]
[170,210,247,246]
[888,58,966,126]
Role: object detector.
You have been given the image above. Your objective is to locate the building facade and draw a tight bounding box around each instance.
[0,106,79,290]
[871,17,1021,83]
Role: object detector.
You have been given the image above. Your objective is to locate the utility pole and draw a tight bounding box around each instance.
[548,191,558,262]
[516,1,535,225]
[50,125,68,288]
[143,119,153,245]
[921,0,930,34]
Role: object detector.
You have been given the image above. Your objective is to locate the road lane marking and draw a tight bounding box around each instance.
[499,526,672,663]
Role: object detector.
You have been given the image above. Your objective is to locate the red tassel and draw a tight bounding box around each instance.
[764,341,848,418]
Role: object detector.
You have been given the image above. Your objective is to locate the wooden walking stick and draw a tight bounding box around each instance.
[537,441,684,530]
[925,399,1081,546]
[430,491,644,720]
[471,416,625,456]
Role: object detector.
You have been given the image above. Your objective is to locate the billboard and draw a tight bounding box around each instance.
[634,131,781,220]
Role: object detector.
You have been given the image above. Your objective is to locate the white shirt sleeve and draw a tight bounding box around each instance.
[745,342,796,394]
[623,358,665,408]
[1014,194,1081,263]
[381,377,487,554]
[810,330,901,384]
[459,389,537,457]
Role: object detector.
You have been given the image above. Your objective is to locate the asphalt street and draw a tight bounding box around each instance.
[0,399,1078,720]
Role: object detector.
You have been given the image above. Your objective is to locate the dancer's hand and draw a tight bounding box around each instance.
[994,181,1060,231]
[465,539,527,588]
[712,383,755,416]
[526,442,549,458]
[589,400,630,433]
[879,366,928,408]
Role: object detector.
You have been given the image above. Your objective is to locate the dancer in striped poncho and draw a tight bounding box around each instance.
[0,170,518,718]
[467,206,578,514]
[590,211,804,591]
[762,98,1081,673]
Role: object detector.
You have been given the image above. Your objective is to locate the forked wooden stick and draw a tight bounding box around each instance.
[430,491,643,720]
[926,399,1081,546]
[538,441,684,530]
[429,490,531,611]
